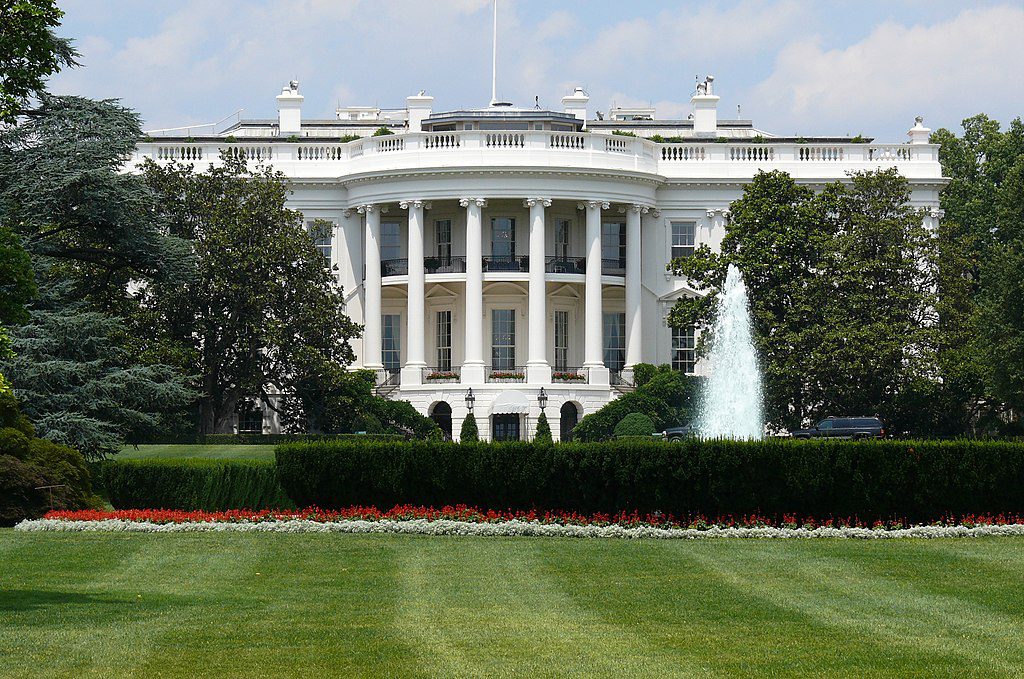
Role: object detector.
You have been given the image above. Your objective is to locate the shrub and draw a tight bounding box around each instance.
[338,134,361,143]
[275,438,1024,521]
[460,414,479,442]
[534,413,552,444]
[100,458,293,511]
[614,413,656,438]
[632,363,658,387]
[372,127,394,136]
[573,368,701,441]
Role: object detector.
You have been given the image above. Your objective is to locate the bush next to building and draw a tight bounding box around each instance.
[100,458,293,511]
[613,413,656,438]
[275,438,1024,521]
[572,367,701,441]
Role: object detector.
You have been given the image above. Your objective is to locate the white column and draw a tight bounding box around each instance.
[401,200,428,385]
[525,198,552,384]
[461,198,486,384]
[360,204,383,370]
[583,200,610,385]
[624,203,647,371]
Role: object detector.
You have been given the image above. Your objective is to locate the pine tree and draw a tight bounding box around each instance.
[534,412,552,444]
[460,413,479,442]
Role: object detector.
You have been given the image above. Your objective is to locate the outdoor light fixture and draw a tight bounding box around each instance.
[537,387,548,412]
[465,388,475,413]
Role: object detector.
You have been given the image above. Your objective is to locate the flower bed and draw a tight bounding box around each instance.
[15,506,1024,539]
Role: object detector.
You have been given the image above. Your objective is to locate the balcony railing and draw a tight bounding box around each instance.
[381,258,408,277]
[552,367,588,384]
[601,258,626,276]
[423,366,460,383]
[486,365,526,383]
[610,369,634,387]
[425,256,466,274]
[482,255,530,273]
[546,256,586,274]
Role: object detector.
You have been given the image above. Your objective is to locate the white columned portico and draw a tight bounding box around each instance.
[401,200,429,385]
[461,198,487,384]
[624,203,647,372]
[525,198,552,384]
[583,200,610,385]
[360,204,383,370]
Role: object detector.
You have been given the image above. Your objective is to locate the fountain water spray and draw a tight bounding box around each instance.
[697,264,764,440]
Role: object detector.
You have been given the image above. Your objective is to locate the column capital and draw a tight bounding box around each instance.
[343,208,357,217]
[399,199,432,210]
[356,204,389,214]
[928,207,945,219]
[459,197,488,208]
[629,203,651,214]
[522,198,552,208]
[578,200,610,211]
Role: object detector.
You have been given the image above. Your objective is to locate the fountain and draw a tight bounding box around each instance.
[696,264,764,440]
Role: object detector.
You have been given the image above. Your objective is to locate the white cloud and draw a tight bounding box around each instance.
[751,5,1024,134]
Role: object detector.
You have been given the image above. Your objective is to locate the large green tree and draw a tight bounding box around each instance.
[670,169,937,432]
[0,0,77,124]
[932,115,1024,421]
[141,157,362,433]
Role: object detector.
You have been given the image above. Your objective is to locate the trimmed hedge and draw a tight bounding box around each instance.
[276,438,1024,520]
[100,458,293,510]
[201,433,404,445]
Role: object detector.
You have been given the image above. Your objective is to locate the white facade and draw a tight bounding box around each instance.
[135,81,944,441]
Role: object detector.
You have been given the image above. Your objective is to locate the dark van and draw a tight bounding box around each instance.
[789,416,885,440]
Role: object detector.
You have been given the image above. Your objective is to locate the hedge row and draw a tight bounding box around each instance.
[100,459,293,511]
[201,433,404,445]
[275,438,1024,520]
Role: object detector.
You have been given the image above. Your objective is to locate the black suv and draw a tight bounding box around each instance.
[662,424,695,442]
[790,416,885,440]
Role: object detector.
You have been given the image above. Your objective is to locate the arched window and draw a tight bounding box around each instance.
[560,402,579,442]
[430,402,453,440]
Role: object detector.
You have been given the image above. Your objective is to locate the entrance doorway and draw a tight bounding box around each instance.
[430,402,453,440]
[492,414,521,441]
[560,402,579,442]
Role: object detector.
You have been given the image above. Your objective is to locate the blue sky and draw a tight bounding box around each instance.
[49,0,1024,140]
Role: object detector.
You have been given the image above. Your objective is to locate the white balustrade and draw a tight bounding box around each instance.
[485,132,525,148]
[797,146,843,161]
[375,137,405,153]
[604,137,630,154]
[729,146,774,162]
[221,145,273,161]
[296,145,347,160]
[424,133,461,149]
[868,145,913,161]
[660,145,705,161]
[548,133,585,150]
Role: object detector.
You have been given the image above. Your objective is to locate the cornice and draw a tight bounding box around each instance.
[335,166,664,187]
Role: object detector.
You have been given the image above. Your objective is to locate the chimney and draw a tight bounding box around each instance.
[908,116,931,145]
[276,80,303,135]
[691,75,719,136]
[406,91,434,132]
[561,87,590,126]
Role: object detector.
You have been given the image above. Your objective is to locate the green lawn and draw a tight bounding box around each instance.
[2,532,1024,677]
[117,444,275,461]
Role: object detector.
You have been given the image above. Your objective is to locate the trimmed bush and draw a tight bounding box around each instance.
[460,414,479,442]
[614,413,656,438]
[534,413,552,444]
[573,369,701,441]
[100,458,293,511]
[276,438,1024,521]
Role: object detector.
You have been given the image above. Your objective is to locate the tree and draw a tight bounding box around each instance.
[2,290,196,458]
[975,245,1024,414]
[573,368,701,441]
[141,157,362,433]
[460,413,479,442]
[0,224,34,326]
[670,169,938,432]
[534,411,552,444]
[0,0,78,124]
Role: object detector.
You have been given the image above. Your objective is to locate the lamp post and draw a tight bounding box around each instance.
[537,387,548,413]
[465,388,475,414]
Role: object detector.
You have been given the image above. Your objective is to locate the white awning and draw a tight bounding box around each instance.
[489,390,531,415]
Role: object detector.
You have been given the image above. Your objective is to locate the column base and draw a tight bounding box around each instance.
[585,365,610,386]
[526,363,551,384]
[401,364,426,386]
[460,363,486,385]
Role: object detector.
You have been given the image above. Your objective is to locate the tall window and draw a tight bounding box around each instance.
[381,222,401,261]
[554,218,571,259]
[602,222,626,264]
[671,221,695,260]
[435,219,452,260]
[672,325,696,374]
[307,220,333,262]
[554,310,569,370]
[603,312,625,371]
[436,310,452,370]
[382,314,401,371]
[491,217,515,258]
[237,399,262,434]
[491,309,516,369]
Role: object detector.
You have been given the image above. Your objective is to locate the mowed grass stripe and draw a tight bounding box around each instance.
[393,538,705,678]
[116,444,276,460]
[3,532,1024,677]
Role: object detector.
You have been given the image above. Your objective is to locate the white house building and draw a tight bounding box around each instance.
[132,78,944,441]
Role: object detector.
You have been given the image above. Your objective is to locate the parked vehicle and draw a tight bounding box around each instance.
[789,416,886,440]
[662,424,695,442]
